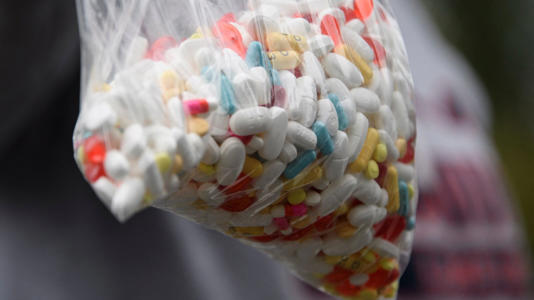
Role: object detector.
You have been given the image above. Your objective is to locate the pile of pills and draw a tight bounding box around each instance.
[74,0,416,299]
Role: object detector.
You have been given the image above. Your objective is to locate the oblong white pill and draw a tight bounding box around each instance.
[201,135,221,165]
[341,99,357,126]
[378,129,400,162]
[121,124,147,159]
[104,150,130,181]
[341,27,375,62]
[233,73,261,108]
[287,121,317,150]
[317,174,358,216]
[305,190,321,206]
[352,175,383,206]
[332,131,350,159]
[216,137,246,186]
[253,160,286,189]
[350,88,380,113]
[394,162,415,183]
[138,150,166,199]
[250,67,271,106]
[279,141,298,163]
[84,102,117,132]
[259,107,288,160]
[280,70,300,120]
[348,204,384,227]
[324,53,364,89]
[377,105,398,141]
[324,157,349,182]
[111,177,145,222]
[93,177,116,208]
[229,107,272,136]
[345,19,365,34]
[322,228,373,256]
[391,91,412,139]
[326,78,352,101]
[198,183,225,207]
[297,238,323,261]
[298,97,318,128]
[308,35,334,58]
[371,238,400,259]
[317,99,339,136]
[301,51,327,96]
[347,113,369,161]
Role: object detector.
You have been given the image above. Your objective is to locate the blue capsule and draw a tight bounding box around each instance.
[406,216,416,230]
[220,73,237,115]
[246,41,280,86]
[312,122,334,155]
[398,180,409,217]
[328,93,348,131]
[284,150,317,179]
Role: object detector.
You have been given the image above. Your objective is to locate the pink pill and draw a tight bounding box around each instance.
[286,203,308,218]
[274,217,290,230]
[183,99,210,115]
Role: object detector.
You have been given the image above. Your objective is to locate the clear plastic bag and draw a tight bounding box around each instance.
[73,0,417,298]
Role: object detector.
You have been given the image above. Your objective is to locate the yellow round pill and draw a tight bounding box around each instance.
[373,143,388,163]
[155,152,172,173]
[288,189,306,205]
[365,160,379,179]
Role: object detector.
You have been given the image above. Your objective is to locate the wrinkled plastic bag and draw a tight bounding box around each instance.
[73,0,417,298]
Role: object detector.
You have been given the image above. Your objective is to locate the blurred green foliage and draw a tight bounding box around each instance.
[420,0,534,258]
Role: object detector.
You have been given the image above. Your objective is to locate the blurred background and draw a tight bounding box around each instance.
[420,0,534,259]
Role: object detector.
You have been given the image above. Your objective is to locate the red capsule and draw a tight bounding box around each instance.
[228,129,253,145]
[325,266,354,284]
[362,36,386,68]
[250,232,281,243]
[219,195,254,212]
[341,6,358,22]
[221,174,253,195]
[399,136,415,163]
[321,15,343,46]
[374,216,406,242]
[314,213,336,232]
[146,36,178,61]
[84,162,106,183]
[273,217,290,230]
[213,21,247,58]
[353,0,375,21]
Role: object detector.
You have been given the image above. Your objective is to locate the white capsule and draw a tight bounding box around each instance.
[84,103,117,132]
[345,19,365,34]
[298,97,318,128]
[221,48,249,80]
[229,107,272,136]
[216,137,246,186]
[332,131,350,159]
[308,35,334,58]
[125,36,148,67]
[233,73,261,108]
[325,78,352,101]
[296,75,317,101]
[378,130,400,162]
[195,47,218,70]
[201,136,220,165]
[317,174,358,216]
[347,113,369,161]
[305,190,321,206]
[280,70,300,120]
[370,238,400,259]
[92,177,116,208]
[253,160,286,189]
[350,88,380,113]
[249,67,271,106]
[377,105,398,141]
[297,238,323,261]
[259,107,288,160]
[341,27,375,62]
[121,124,147,160]
[279,141,298,163]
[376,68,394,105]
[284,17,312,36]
[173,129,198,171]
[348,204,386,228]
[111,177,145,222]
[198,183,225,207]
[104,150,130,181]
[137,150,166,199]
[247,14,280,41]
[317,99,339,136]
[300,51,327,97]
[287,121,317,150]
[167,97,186,129]
[352,175,383,206]
[394,162,415,183]
[324,157,349,182]
[322,228,373,256]
[324,53,364,89]
[341,99,357,126]
[391,91,412,139]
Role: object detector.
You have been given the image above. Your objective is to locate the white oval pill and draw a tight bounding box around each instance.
[341,99,357,126]
[317,99,339,136]
[350,88,380,114]
[377,105,398,141]
[121,124,147,159]
[229,107,272,136]
[253,160,286,189]
[279,141,298,163]
[348,204,376,227]
[308,35,334,58]
[300,51,327,97]
[201,135,221,165]
[104,150,130,181]
[93,177,116,208]
[352,175,383,206]
[259,107,288,160]
[326,78,352,102]
[287,121,317,150]
[298,97,318,128]
[378,129,400,162]
[138,150,166,199]
[345,19,365,34]
[347,112,369,161]
[324,53,364,89]
[216,137,246,186]
[391,91,411,139]
[318,174,358,216]
[341,27,375,62]
[324,157,349,181]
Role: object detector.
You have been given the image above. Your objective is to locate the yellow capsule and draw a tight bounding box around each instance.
[284,166,323,191]
[198,163,216,176]
[76,146,86,164]
[268,51,301,70]
[384,166,400,213]
[373,143,387,163]
[242,156,263,178]
[187,117,210,136]
[396,138,407,158]
[356,288,378,300]
[407,184,415,199]
[266,32,292,51]
[173,155,183,173]
[336,222,357,238]
[288,189,306,205]
[154,152,172,173]
[335,44,374,85]
[287,34,308,52]
[365,160,379,180]
[349,128,379,173]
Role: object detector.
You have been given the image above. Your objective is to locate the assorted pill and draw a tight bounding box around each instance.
[74,1,416,299]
